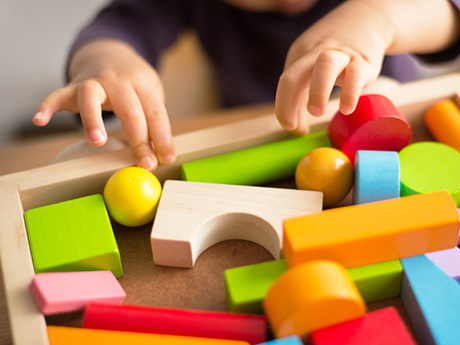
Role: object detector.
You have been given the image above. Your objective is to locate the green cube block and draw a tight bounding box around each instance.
[24,194,123,278]
[225,258,402,314]
[348,259,402,303]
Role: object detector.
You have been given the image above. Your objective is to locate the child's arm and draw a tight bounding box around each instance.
[34,39,175,171]
[276,0,460,135]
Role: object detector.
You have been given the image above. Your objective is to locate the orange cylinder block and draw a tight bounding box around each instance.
[424,99,460,153]
[262,260,366,340]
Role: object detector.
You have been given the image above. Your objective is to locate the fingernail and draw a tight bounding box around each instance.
[161,154,176,165]
[141,157,157,171]
[89,129,105,144]
[341,105,353,115]
[281,123,296,131]
[33,112,42,120]
[308,105,322,116]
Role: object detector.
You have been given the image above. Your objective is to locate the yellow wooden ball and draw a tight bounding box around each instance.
[103,167,162,227]
[295,147,353,207]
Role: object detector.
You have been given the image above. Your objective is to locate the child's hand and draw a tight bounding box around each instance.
[34,39,175,171]
[275,0,460,136]
[275,0,391,136]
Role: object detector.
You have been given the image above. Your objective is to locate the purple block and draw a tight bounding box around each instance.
[458,208,460,245]
[425,247,460,283]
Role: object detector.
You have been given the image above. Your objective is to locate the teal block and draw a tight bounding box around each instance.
[225,259,402,314]
[24,194,123,278]
[181,131,332,185]
[401,255,460,345]
[256,335,303,345]
[354,150,400,204]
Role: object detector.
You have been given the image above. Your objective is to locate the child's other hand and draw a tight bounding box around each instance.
[275,0,391,136]
[34,39,175,171]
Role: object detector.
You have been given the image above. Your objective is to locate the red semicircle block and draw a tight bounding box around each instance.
[327,94,411,167]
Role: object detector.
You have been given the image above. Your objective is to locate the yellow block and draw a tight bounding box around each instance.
[283,191,459,268]
[263,260,365,339]
[424,99,460,153]
[47,326,250,345]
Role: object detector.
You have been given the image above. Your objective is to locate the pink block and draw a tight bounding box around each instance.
[29,271,126,315]
[425,247,460,283]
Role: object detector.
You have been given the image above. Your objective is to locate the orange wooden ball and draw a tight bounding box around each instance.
[295,147,353,207]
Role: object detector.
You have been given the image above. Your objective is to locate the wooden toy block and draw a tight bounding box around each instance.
[47,326,251,345]
[458,208,460,245]
[263,260,366,339]
[255,335,303,345]
[346,259,402,303]
[399,141,460,207]
[225,259,289,314]
[425,247,460,283]
[309,307,416,345]
[28,271,125,316]
[180,131,332,185]
[283,191,459,268]
[225,258,401,314]
[353,150,400,204]
[400,255,460,345]
[295,147,353,207]
[424,99,460,152]
[83,302,267,344]
[151,180,322,268]
[327,94,411,167]
[23,194,123,278]
[2,73,460,345]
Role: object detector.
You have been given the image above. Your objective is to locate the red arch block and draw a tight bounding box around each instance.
[327,94,411,167]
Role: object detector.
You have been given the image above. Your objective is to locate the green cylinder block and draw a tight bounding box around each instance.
[180,131,332,185]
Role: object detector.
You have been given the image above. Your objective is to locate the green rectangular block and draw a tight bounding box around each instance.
[24,194,123,278]
[225,258,402,314]
[348,259,402,303]
[180,131,332,185]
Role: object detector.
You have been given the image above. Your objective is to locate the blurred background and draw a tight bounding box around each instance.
[1,0,460,145]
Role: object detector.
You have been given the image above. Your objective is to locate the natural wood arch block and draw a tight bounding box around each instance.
[327,94,411,167]
[399,141,460,206]
[151,180,323,268]
[353,150,400,204]
[263,260,366,339]
[283,191,459,268]
[424,99,460,152]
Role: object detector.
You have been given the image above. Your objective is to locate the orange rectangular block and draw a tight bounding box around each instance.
[47,326,250,345]
[283,191,460,268]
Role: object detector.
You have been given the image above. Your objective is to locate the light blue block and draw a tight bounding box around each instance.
[354,150,400,204]
[401,255,460,345]
[256,335,303,345]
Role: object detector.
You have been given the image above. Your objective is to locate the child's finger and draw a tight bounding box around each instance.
[135,86,175,165]
[339,58,370,115]
[77,80,108,146]
[275,56,315,131]
[106,84,158,171]
[307,51,350,117]
[33,86,77,126]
